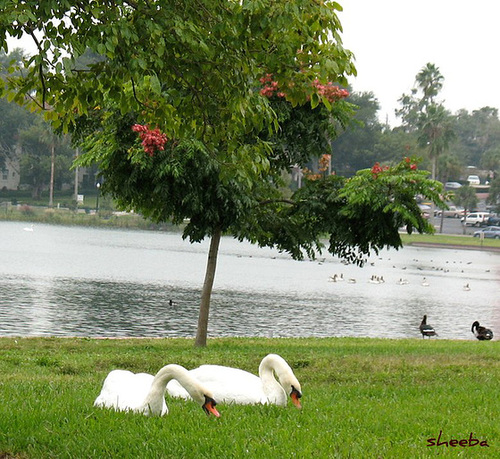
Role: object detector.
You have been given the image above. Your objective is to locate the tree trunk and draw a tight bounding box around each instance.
[49,141,55,208]
[195,226,222,347]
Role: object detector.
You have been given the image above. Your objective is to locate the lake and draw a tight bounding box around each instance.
[1,221,498,340]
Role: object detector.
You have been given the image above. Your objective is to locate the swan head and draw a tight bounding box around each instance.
[145,364,221,417]
[202,395,220,417]
[259,354,302,408]
[171,368,220,417]
[290,385,302,409]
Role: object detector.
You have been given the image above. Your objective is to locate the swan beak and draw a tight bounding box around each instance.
[203,396,220,417]
[290,387,302,409]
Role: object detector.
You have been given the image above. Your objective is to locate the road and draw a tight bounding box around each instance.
[429,215,483,236]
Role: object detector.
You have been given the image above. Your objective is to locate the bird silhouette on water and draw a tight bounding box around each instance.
[419,315,437,338]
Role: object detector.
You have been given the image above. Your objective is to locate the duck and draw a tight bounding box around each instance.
[329,274,344,282]
[94,364,220,417]
[463,283,471,291]
[167,354,302,408]
[471,321,493,341]
[419,315,437,338]
[398,278,409,285]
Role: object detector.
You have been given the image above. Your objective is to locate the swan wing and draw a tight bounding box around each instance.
[94,370,167,414]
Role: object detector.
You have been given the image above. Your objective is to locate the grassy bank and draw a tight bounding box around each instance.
[1,337,498,458]
[401,232,500,250]
[0,204,178,231]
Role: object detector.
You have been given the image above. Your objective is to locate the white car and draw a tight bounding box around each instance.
[467,175,480,185]
[434,206,465,218]
[461,212,490,227]
[444,182,462,189]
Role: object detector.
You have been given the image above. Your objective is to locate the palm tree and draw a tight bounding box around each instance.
[396,63,444,132]
[415,63,444,109]
[417,103,455,180]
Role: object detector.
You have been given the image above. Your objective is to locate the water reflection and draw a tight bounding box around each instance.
[1,222,499,339]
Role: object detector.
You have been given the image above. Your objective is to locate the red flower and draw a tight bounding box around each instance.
[132,124,168,156]
[371,162,383,178]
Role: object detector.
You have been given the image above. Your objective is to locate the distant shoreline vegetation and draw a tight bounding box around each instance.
[1,203,500,251]
[0,203,181,232]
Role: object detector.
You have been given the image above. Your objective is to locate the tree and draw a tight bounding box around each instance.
[396,63,445,132]
[417,103,455,180]
[415,63,443,108]
[487,177,500,213]
[330,91,385,176]
[0,1,444,346]
[453,107,500,167]
[0,49,37,170]
[453,185,478,233]
[18,117,74,199]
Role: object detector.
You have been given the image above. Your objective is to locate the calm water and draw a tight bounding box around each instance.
[1,221,499,340]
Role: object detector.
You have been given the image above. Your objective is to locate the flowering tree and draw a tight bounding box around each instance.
[0,1,444,346]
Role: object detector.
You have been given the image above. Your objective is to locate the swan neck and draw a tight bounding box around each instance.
[143,364,195,415]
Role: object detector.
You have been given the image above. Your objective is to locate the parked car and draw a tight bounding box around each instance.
[434,206,465,218]
[418,204,431,219]
[461,212,490,227]
[467,175,480,185]
[473,226,500,239]
[486,215,500,226]
[444,182,462,189]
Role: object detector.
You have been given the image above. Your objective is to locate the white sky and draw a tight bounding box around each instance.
[6,1,500,127]
[339,0,500,125]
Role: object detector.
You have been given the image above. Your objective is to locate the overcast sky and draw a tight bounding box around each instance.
[339,0,500,125]
[5,1,500,127]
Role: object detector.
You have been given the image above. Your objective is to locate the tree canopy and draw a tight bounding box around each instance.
[0,1,446,346]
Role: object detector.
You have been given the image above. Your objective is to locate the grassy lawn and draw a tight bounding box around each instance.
[1,337,498,458]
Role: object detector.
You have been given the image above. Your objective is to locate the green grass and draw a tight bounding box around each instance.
[401,232,500,249]
[1,337,498,458]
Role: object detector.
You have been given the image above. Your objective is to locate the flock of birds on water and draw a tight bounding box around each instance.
[329,272,473,290]
[94,353,302,417]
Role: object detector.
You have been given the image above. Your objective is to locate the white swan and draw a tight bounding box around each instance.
[167,354,302,408]
[94,364,220,417]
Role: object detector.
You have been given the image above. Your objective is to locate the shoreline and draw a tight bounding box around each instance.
[407,241,500,252]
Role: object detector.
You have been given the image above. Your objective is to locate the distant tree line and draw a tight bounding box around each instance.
[330,63,500,212]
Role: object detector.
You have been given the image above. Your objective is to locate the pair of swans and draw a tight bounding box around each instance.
[94,354,301,417]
